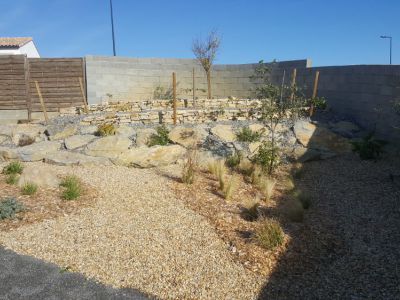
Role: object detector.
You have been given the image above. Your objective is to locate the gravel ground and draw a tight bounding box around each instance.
[0,162,262,300]
[258,154,400,299]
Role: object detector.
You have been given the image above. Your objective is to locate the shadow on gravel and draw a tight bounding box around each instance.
[257,123,400,300]
[0,246,151,300]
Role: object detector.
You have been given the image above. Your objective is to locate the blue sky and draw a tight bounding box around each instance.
[1,0,398,66]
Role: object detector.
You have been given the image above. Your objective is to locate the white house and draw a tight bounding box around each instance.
[0,37,40,58]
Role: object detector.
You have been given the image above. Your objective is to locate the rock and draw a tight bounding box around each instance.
[0,125,14,138]
[116,125,135,137]
[0,147,19,161]
[291,147,322,162]
[330,121,360,138]
[18,165,60,188]
[45,151,111,166]
[211,125,236,142]
[248,142,261,155]
[18,141,61,162]
[0,136,9,145]
[136,128,157,146]
[85,136,131,158]
[46,124,78,140]
[202,135,234,157]
[113,145,186,168]
[65,135,96,150]
[293,120,351,154]
[248,124,268,135]
[168,127,208,148]
[11,124,46,145]
[80,125,98,135]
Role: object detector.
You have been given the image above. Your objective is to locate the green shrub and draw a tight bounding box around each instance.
[241,198,260,221]
[5,173,19,185]
[0,197,24,220]
[351,132,387,160]
[236,127,261,143]
[2,161,23,175]
[292,189,311,209]
[21,182,38,195]
[256,219,284,250]
[252,141,280,175]
[60,175,82,200]
[225,152,242,169]
[310,96,327,110]
[148,125,170,146]
[96,123,117,136]
[182,149,197,184]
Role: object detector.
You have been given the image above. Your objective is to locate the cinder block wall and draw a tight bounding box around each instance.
[85,55,309,104]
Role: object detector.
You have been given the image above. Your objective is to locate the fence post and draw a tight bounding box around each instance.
[79,77,89,113]
[290,68,297,101]
[192,67,195,107]
[34,81,49,124]
[172,72,177,125]
[310,70,320,117]
[24,55,32,121]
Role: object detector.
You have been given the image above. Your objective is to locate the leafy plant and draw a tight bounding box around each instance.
[148,125,170,146]
[256,219,284,250]
[182,149,198,184]
[60,175,82,200]
[351,132,387,160]
[2,161,23,175]
[0,197,24,220]
[225,152,242,169]
[21,182,38,195]
[310,96,327,110]
[96,123,117,136]
[252,141,280,175]
[241,198,260,221]
[5,173,19,185]
[236,127,261,143]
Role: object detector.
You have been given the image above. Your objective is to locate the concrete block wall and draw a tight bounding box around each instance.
[85,55,309,104]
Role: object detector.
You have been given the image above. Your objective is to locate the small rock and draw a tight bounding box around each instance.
[211,125,236,143]
[18,164,60,188]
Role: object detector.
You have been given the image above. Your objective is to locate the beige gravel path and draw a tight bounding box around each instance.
[0,162,262,300]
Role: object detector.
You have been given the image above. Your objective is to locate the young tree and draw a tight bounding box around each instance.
[192,30,221,99]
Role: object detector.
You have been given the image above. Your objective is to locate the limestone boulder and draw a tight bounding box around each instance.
[293,120,351,154]
[18,141,61,162]
[116,125,135,137]
[18,165,60,188]
[0,147,19,161]
[46,124,78,140]
[45,151,111,166]
[211,125,236,142]
[85,136,131,158]
[168,127,208,148]
[330,121,360,138]
[65,135,96,150]
[135,128,157,146]
[113,145,186,168]
[80,125,98,135]
[11,124,46,145]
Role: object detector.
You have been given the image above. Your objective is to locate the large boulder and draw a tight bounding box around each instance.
[293,120,351,154]
[210,125,236,143]
[85,136,131,158]
[80,125,97,135]
[65,135,96,150]
[45,151,111,166]
[135,128,157,146]
[168,127,208,148]
[113,145,186,168]
[11,124,46,145]
[0,147,19,161]
[18,141,61,162]
[46,124,78,140]
[18,165,60,188]
[116,125,135,138]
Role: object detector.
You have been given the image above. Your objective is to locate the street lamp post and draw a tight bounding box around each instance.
[380,35,392,65]
[110,0,116,56]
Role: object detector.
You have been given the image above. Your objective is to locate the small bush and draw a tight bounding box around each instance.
[148,125,170,146]
[225,152,242,169]
[182,149,197,184]
[236,127,261,143]
[18,135,35,147]
[286,199,304,222]
[96,123,117,136]
[60,175,82,200]
[0,197,24,220]
[21,182,38,195]
[256,219,284,250]
[2,161,23,175]
[5,173,19,185]
[310,96,327,110]
[351,132,387,160]
[222,176,237,200]
[258,176,277,202]
[292,190,311,209]
[252,141,280,175]
[241,198,260,221]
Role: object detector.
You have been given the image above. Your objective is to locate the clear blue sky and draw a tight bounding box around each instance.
[1,0,398,66]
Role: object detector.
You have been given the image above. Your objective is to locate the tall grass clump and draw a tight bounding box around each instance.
[2,161,23,175]
[5,173,19,185]
[208,159,226,188]
[241,198,260,221]
[258,176,277,202]
[256,219,284,250]
[222,176,237,200]
[60,175,83,200]
[182,149,198,184]
[21,182,38,195]
[96,123,117,136]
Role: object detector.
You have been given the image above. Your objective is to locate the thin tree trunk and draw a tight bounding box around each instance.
[206,70,212,99]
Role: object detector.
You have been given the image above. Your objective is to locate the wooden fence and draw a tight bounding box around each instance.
[0,55,86,120]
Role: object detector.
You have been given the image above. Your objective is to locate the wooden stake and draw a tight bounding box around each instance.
[192,67,195,107]
[172,72,177,125]
[24,56,32,122]
[34,81,49,124]
[290,68,297,101]
[79,77,89,113]
[310,70,320,117]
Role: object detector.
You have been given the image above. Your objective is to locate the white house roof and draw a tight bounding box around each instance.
[0,37,33,48]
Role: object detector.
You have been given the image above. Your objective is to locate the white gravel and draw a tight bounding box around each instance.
[0,162,262,299]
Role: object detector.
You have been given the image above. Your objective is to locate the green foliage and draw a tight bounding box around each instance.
[60,175,83,200]
[225,152,242,169]
[252,141,280,175]
[96,123,117,136]
[21,182,38,195]
[153,85,173,100]
[256,219,285,250]
[2,161,23,175]
[148,125,170,146]
[0,197,24,220]
[182,150,197,184]
[5,173,19,185]
[236,127,261,143]
[351,132,387,160]
[310,96,327,110]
